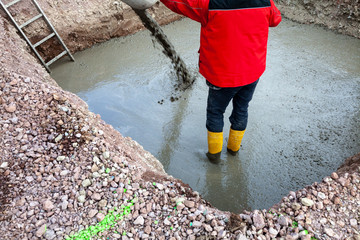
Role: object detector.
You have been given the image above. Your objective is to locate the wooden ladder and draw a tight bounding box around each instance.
[0,0,74,72]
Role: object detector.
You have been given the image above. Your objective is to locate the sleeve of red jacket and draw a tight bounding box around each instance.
[269,0,282,27]
[160,0,208,25]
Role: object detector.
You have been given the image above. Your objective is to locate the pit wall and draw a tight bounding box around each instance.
[0,0,181,61]
[0,0,174,180]
[276,0,360,39]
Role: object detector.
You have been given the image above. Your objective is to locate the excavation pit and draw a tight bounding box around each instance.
[51,18,360,213]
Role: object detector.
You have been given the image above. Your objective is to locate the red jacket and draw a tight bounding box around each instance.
[160,0,282,87]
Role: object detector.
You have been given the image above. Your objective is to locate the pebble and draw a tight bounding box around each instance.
[93,156,100,164]
[269,227,278,237]
[96,213,105,221]
[334,197,341,205]
[43,200,54,211]
[317,192,326,199]
[88,209,98,218]
[60,170,69,176]
[203,224,212,232]
[236,234,248,240]
[316,202,324,210]
[134,216,144,225]
[156,183,164,190]
[291,202,301,210]
[0,162,8,168]
[27,209,34,216]
[57,156,66,161]
[218,230,226,238]
[29,201,39,207]
[91,164,99,172]
[35,224,47,237]
[324,228,336,237]
[54,134,63,142]
[278,215,289,226]
[331,172,339,179]
[92,193,101,201]
[175,197,185,204]
[103,151,110,159]
[99,199,107,207]
[350,219,358,227]
[92,172,101,178]
[192,221,202,228]
[5,103,16,113]
[10,117,18,124]
[144,225,151,234]
[77,195,86,203]
[184,200,195,208]
[176,203,185,211]
[301,198,314,207]
[44,229,56,240]
[164,218,171,225]
[61,201,68,210]
[35,219,46,227]
[337,220,345,227]
[301,235,312,240]
[82,179,91,187]
[337,177,348,187]
[253,212,265,229]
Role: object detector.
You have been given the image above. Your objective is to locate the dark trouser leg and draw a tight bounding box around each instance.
[206,86,237,162]
[229,79,259,131]
[206,87,238,133]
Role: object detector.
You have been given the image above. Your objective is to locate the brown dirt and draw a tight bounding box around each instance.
[0,176,12,222]
[276,0,360,39]
[0,0,181,62]
[337,152,360,175]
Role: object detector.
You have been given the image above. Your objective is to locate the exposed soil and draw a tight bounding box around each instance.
[0,0,181,61]
[0,0,359,239]
[276,0,360,39]
[337,153,360,176]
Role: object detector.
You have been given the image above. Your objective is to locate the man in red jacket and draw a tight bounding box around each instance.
[160,0,282,162]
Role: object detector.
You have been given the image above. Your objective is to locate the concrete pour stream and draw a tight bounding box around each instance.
[50,18,360,213]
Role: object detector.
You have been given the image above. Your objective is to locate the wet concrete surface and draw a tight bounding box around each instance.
[51,19,360,213]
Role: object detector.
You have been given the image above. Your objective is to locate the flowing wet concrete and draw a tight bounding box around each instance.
[50,19,360,213]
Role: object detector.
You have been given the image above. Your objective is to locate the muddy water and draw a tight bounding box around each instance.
[51,19,360,213]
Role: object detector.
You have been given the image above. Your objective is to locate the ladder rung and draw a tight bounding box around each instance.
[33,33,55,48]
[5,0,22,8]
[46,50,67,66]
[19,14,42,29]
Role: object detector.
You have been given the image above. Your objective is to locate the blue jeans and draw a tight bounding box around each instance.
[206,79,259,133]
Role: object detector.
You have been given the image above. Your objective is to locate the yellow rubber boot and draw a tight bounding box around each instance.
[206,131,223,163]
[227,128,245,155]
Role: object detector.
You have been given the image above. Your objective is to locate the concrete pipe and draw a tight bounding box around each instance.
[121,0,158,9]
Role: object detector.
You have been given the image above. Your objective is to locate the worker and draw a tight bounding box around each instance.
[159,0,282,162]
